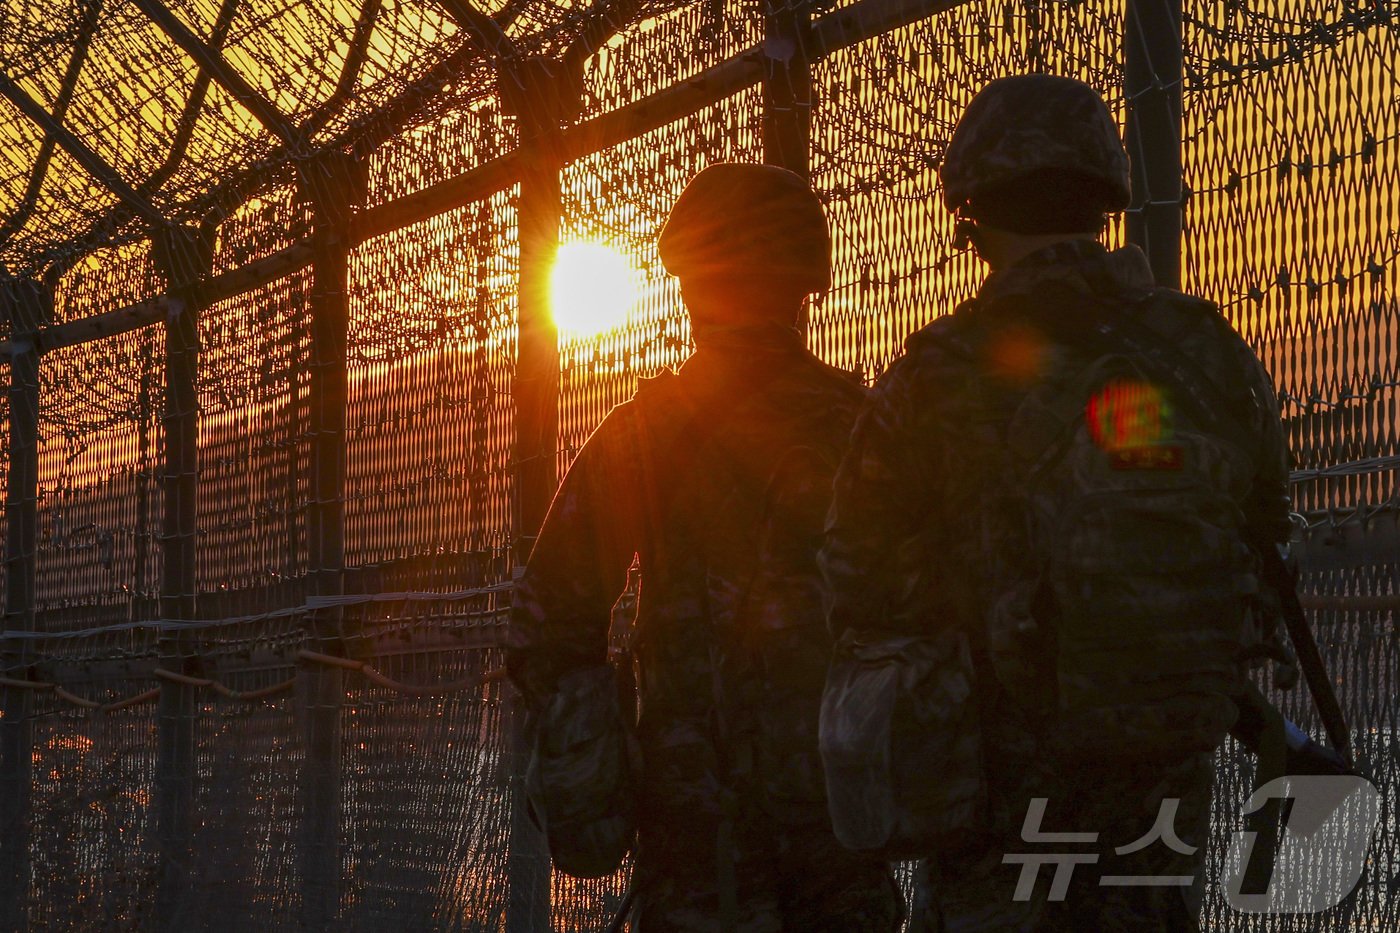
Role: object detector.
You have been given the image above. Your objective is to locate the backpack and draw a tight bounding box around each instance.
[970,290,1260,762]
[822,287,1266,857]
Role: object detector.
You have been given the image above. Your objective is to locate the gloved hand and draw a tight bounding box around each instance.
[1230,684,1357,777]
[1284,732,1355,777]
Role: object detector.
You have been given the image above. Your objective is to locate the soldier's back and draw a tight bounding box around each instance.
[624,338,900,932]
[898,247,1272,932]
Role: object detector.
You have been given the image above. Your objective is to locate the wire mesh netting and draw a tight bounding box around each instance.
[35,332,165,630]
[28,683,159,929]
[346,194,518,589]
[337,638,513,930]
[1184,2,1400,515]
[1,0,1396,930]
[1183,8,1400,928]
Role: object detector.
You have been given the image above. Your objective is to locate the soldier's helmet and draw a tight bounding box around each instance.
[939,74,1131,217]
[658,163,831,292]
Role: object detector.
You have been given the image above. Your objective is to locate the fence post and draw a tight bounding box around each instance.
[763,0,813,179]
[763,0,814,337]
[0,277,50,933]
[151,225,212,929]
[1124,0,1184,290]
[297,151,366,931]
[502,57,574,933]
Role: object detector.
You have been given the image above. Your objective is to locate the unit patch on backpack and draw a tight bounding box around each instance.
[1086,376,1184,470]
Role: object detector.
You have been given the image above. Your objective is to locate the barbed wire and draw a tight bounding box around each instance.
[0,4,1393,931]
[0,637,511,714]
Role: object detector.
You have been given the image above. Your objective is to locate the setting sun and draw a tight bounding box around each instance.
[549,241,639,338]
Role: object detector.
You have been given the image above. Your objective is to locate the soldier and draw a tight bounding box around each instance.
[821,75,1295,931]
[507,163,903,932]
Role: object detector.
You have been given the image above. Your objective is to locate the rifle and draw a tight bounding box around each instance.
[1257,542,1354,769]
[1230,540,1356,897]
[604,884,636,933]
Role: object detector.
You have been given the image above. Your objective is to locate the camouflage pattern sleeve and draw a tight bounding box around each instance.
[1221,326,1293,663]
[820,354,940,639]
[1240,344,1292,546]
[506,405,643,708]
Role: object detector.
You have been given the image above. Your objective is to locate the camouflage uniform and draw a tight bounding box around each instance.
[822,237,1290,932]
[509,163,902,933]
[510,331,903,931]
[823,74,1290,930]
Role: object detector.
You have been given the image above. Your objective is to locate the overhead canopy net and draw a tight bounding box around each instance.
[0,0,704,280]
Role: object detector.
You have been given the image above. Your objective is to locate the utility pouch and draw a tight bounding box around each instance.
[819,628,985,859]
[526,664,641,878]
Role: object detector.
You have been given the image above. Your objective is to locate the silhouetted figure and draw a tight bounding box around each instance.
[821,75,1293,931]
[508,163,903,932]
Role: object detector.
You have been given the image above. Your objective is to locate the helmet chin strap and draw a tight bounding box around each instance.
[953,217,978,252]
[953,206,986,258]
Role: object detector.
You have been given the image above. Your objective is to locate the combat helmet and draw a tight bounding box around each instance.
[940,74,1131,217]
[658,163,831,292]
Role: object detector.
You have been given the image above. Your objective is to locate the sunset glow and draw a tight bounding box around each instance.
[549,241,638,339]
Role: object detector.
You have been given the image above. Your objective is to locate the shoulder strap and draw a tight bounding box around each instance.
[1256,544,1354,767]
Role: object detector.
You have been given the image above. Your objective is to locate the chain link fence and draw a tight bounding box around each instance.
[0,0,1395,929]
